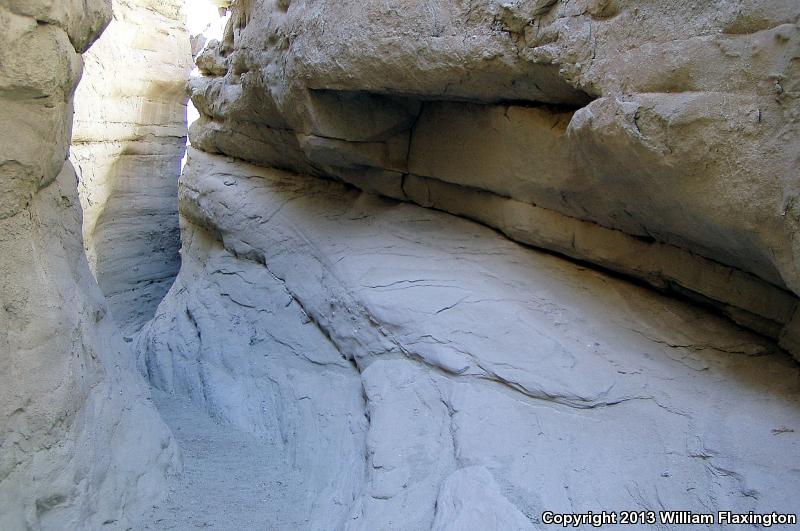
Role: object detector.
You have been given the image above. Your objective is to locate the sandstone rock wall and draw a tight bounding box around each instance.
[187,0,800,357]
[71,0,193,333]
[0,1,179,528]
[139,148,800,528]
[129,1,800,525]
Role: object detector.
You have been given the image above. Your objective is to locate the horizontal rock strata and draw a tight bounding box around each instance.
[186,0,800,358]
[71,0,193,333]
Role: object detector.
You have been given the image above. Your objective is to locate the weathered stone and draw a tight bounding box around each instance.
[0,2,178,528]
[5,0,797,528]
[71,0,193,333]
[185,0,800,357]
[402,172,797,339]
[2,0,112,52]
[137,149,800,527]
[431,466,535,531]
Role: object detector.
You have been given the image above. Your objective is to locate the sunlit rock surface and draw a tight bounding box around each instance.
[71,0,193,333]
[3,0,798,528]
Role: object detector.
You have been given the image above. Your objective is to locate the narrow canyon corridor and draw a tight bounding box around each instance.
[1,0,799,530]
[136,390,311,529]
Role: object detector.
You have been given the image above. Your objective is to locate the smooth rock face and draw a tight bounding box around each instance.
[71,0,192,333]
[137,221,367,530]
[186,0,800,356]
[139,149,800,528]
[431,467,535,531]
[0,1,178,528]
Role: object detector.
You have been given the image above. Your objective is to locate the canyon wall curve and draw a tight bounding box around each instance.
[187,0,800,357]
[1,0,799,529]
[138,0,800,525]
[71,0,193,334]
[0,1,180,529]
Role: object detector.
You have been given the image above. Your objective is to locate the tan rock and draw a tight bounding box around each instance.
[71,0,193,332]
[185,0,800,357]
[0,2,178,527]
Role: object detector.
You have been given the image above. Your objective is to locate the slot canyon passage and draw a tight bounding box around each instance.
[1,0,800,528]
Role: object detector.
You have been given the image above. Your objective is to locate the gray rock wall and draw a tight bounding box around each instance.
[71,0,193,333]
[139,148,800,528]
[0,1,179,528]
[128,1,800,526]
[186,0,800,357]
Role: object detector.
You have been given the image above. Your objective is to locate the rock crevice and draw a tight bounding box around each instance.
[4,1,800,529]
[71,0,193,333]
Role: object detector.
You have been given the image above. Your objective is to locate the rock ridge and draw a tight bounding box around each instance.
[183,0,800,358]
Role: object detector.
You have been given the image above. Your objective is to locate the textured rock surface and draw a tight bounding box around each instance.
[187,0,800,355]
[137,390,328,529]
[138,149,800,528]
[71,0,192,333]
[0,1,179,528]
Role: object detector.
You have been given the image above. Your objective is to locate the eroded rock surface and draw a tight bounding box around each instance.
[187,0,800,357]
[137,150,800,528]
[0,1,179,528]
[71,0,193,333]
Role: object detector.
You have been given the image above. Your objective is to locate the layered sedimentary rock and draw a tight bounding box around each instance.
[71,0,193,333]
[187,0,800,356]
[140,149,800,528]
[132,1,800,524]
[0,1,178,528]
